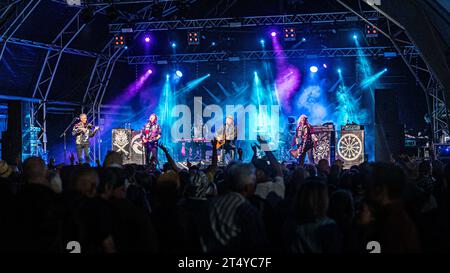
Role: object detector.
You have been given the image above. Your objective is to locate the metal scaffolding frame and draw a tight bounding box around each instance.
[109,10,381,33]
[31,5,109,154]
[127,45,418,64]
[0,0,42,61]
[81,0,195,162]
[7,37,99,57]
[337,0,449,146]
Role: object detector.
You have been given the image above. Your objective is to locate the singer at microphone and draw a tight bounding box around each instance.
[72,113,99,164]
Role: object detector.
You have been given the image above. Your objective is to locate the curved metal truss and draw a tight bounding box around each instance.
[337,0,449,153]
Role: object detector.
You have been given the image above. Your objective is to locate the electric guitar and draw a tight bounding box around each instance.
[142,134,159,144]
[215,136,226,149]
[290,144,303,159]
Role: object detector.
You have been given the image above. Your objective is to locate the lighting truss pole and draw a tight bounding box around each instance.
[0,0,42,62]
[127,45,418,64]
[31,5,108,154]
[337,0,449,146]
[109,10,381,33]
[81,42,125,162]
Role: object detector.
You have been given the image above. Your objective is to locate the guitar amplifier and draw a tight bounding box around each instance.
[312,124,335,164]
[336,124,365,168]
[111,129,144,165]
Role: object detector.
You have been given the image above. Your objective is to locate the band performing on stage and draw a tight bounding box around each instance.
[75,112,322,166]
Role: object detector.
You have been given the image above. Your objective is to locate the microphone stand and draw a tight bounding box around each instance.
[60,117,78,164]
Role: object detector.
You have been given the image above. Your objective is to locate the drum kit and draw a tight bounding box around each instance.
[172,122,298,162]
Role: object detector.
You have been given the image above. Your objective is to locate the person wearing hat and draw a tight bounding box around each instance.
[216,116,237,163]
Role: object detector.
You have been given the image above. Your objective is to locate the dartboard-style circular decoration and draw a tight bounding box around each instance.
[337,133,363,161]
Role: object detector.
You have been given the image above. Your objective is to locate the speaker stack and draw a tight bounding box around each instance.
[1,101,23,164]
[312,123,335,164]
[111,129,144,165]
[374,89,404,162]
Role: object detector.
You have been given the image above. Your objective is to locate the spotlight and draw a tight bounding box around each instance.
[211,41,216,46]
[270,31,277,37]
[338,68,342,73]
[124,46,128,50]
[175,70,183,77]
[171,42,176,48]
[323,64,328,69]
[301,37,306,42]
[353,34,358,40]
[384,68,388,72]
[366,24,378,38]
[254,71,258,76]
[188,31,200,45]
[113,34,126,47]
[144,36,150,43]
[260,39,265,44]
[166,74,170,80]
[283,27,296,41]
[147,69,153,74]
[310,66,318,73]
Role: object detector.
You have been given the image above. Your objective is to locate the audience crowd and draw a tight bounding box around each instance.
[0,138,449,253]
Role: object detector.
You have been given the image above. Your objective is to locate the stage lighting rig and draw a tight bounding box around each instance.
[365,24,378,38]
[113,34,126,48]
[188,31,200,46]
[283,27,296,41]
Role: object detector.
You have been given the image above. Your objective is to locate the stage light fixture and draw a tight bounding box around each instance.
[144,35,150,43]
[338,68,342,73]
[384,68,388,72]
[283,27,296,41]
[176,70,183,77]
[188,31,200,45]
[211,41,216,46]
[310,66,318,73]
[171,42,177,48]
[270,31,277,37]
[147,69,153,74]
[353,34,358,40]
[113,34,126,47]
[323,64,328,69]
[260,39,265,44]
[366,24,379,38]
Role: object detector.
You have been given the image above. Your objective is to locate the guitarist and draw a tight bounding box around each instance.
[291,114,317,166]
[141,113,162,166]
[72,113,99,164]
[216,116,237,163]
